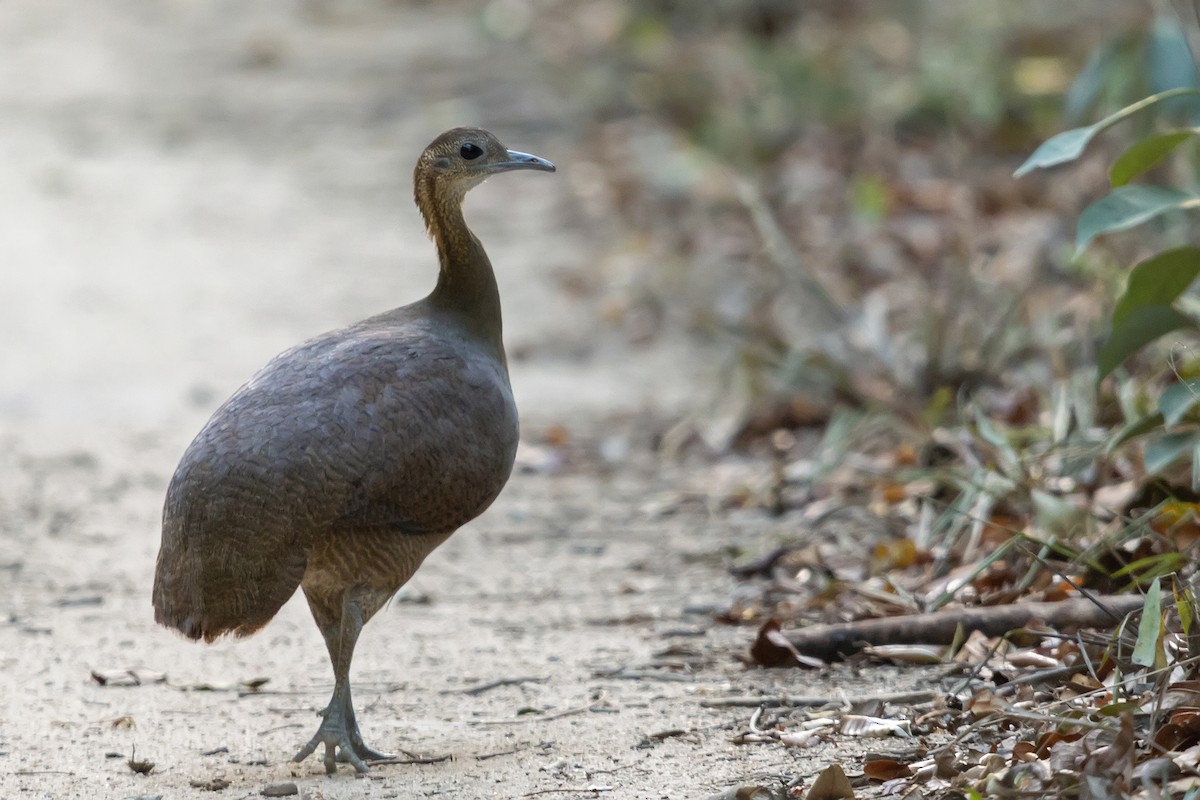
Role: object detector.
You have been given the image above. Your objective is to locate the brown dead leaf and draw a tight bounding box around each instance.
[863,758,912,781]
[1012,741,1039,763]
[750,619,824,669]
[1156,709,1200,752]
[966,689,1004,720]
[804,763,855,800]
[1064,673,1104,696]
[1033,729,1083,758]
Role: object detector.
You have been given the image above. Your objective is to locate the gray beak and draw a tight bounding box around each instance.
[490,149,556,173]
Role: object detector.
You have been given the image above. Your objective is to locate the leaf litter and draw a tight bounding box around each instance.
[703,383,1200,798]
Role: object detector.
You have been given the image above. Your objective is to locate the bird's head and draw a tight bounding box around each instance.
[415,127,555,202]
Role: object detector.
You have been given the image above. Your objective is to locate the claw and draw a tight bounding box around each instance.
[293,705,372,774]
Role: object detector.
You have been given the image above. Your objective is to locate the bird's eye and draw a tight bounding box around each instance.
[460,142,484,160]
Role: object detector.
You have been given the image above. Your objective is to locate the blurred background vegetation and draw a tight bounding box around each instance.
[469,0,1197,452]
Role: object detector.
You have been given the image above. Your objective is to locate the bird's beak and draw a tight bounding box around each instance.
[489,149,556,173]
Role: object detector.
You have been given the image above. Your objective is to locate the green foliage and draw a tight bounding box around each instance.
[1013,87,1200,177]
[1076,185,1200,253]
[1160,378,1200,427]
[1098,305,1195,380]
[1112,248,1200,323]
[1019,52,1200,480]
[1132,576,1163,668]
[1110,130,1198,186]
[1144,430,1200,474]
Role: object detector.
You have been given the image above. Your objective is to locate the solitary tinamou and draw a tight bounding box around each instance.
[152,127,555,774]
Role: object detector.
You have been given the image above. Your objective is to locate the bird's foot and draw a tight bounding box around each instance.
[337,724,394,764]
[293,705,378,775]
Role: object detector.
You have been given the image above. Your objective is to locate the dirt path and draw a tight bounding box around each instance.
[4,431,930,800]
[0,3,923,798]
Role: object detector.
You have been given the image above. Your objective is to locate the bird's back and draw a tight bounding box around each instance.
[152,302,519,641]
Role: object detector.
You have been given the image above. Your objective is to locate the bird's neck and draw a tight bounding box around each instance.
[419,181,504,350]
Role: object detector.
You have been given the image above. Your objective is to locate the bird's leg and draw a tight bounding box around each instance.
[293,595,390,774]
[340,688,393,763]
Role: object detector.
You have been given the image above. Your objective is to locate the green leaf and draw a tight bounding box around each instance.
[1133,577,1163,668]
[1145,430,1200,474]
[1077,186,1200,253]
[1177,585,1195,635]
[1014,87,1200,178]
[1106,413,1166,454]
[1097,701,1143,717]
[1161,380,1200,428]
[1113,247,1200,325]
[1111,552,1188,580]
[1110,130,1199,186]
[1098,305,1195,380]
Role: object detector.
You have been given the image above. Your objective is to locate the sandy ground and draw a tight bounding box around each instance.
[0,3,924,798]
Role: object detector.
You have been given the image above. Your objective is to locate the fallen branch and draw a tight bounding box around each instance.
[700,689,937,709]
[781,594,1145,662]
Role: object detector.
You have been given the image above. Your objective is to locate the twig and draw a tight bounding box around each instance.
[700,689,937,708]
[469,693,609,726]
[475,744,529,761]
[369,753,452,766]
[15,770,75,776]
[518,787,612,797]
[458,676,548,696]
[994,664,1085,696]
[781,594,1147,661]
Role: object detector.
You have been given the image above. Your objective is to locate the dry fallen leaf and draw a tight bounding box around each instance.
[966,689,1004,721]
[804,763,855,800]
[839,715,911,738]
[750,619,824,669]
[863,757,913,781]
[779,729,826,748]
[860,644,945,665]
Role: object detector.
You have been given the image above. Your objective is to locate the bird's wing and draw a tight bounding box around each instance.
[152,321,512,640]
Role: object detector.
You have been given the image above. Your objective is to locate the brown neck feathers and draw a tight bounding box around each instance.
[415,172,503,347]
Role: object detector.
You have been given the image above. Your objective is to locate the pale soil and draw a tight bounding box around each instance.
[0,3,924,798]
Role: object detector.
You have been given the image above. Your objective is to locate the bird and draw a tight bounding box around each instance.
[152,127,555,774]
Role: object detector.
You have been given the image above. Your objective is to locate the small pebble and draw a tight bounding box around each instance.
[262,783,299,797]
